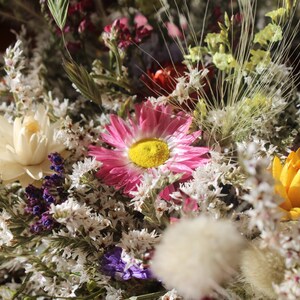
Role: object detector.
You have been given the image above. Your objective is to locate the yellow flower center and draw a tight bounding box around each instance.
[288,208,300,220]
[128,138,169,168]
[24,116,40,134]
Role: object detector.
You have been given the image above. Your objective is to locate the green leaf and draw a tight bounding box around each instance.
[47,0,69,30]
[63,60,102,105]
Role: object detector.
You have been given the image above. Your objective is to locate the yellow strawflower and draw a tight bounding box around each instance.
[272,148,300,220]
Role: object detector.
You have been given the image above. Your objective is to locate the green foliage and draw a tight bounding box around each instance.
[50,234,99,255]
[63,60,102,105]
[137,173,182,226]
[47,0,69,30]
[254,23,283,46]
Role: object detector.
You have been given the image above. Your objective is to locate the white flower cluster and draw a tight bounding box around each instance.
[119,229,159,259]
[3,40,29,100]
[273,223,300,299]
[25,260,80,298]
[238,141,282,242]
[150,67,209,105]
[159,289,182,300]
[0,210,13,247]
[57,116,103,158]
[2,34,48,108]
[275,269,300,300]
[69,157,102,190]
[180,151,237,217]
[50,198,111,243]
[130,168,181,214]
[105,286,123,300]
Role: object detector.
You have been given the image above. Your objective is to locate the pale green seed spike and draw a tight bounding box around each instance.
[224,12,231,29]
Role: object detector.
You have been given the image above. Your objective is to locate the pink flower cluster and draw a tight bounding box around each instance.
[103,15,153,48]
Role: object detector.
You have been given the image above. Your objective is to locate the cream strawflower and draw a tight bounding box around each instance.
[0,105,65,186]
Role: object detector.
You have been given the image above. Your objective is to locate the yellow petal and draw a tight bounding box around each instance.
[287,170,300,208]
[280,160,297,189]
[272,156,282,181]
[275,183,292,211]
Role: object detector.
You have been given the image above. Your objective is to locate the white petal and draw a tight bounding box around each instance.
[17,173,35,187]
[3,145,17,162]
[14,130,32,165]
[0,116,13,144]
[0,161,25,181]
[35,105,49,133]
[24,165,44,180]
[29,133,39,154]
[13,117,22,149]
[32,136,48,165]
[48,142,66,154]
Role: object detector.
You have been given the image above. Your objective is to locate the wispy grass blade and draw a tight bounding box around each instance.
[63,60,102,106]
[47,0,69,30]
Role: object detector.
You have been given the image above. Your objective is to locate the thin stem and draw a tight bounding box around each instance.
[0,10,26,23]
[94,0,107,23]
[12,272,32,300]
[22,289,106,299]
[93,74,133,92]
[62,33,73,61]
[14,0,45,22]
[125,291,166,300]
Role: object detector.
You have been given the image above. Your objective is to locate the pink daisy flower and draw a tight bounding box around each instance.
[89,101,209,196]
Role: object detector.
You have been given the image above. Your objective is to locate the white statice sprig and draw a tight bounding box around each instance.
[119,229,159,259]
[238,142,283,245]
[25,261,79,298]
[0,210,14,247]
[50,198,111,242]
[57,116,103,158]
[271,223,300,300]
[105,286,123,300]
[69,157,102,190]
[3,31,50,109]
[180,151,239,218]
[275,268,300,300]
[149,67,209,105]
[130,168,182,224]
[130,168,182,213]
[3,40,30,102]
[159,289,182,300]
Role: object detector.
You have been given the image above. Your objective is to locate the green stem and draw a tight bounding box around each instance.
[125,291,166,300]
[12,272,32,300]
[14,0,45,22]
[23,288,106,299]
[109,44,123,76]
[62,33,73,61]
[94,0,107,23]
[92,74,132,92]
[0,10,26,23]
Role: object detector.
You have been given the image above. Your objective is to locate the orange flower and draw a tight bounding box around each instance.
[272,148,300,220]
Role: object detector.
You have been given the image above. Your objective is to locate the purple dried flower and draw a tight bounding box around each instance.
[30,213,55,233]
[101,247,152,280]
[48,153,64,174]
[25,153,67,234]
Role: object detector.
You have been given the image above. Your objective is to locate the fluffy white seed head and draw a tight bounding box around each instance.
[240,242,285,299]
[151,216,245,299]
